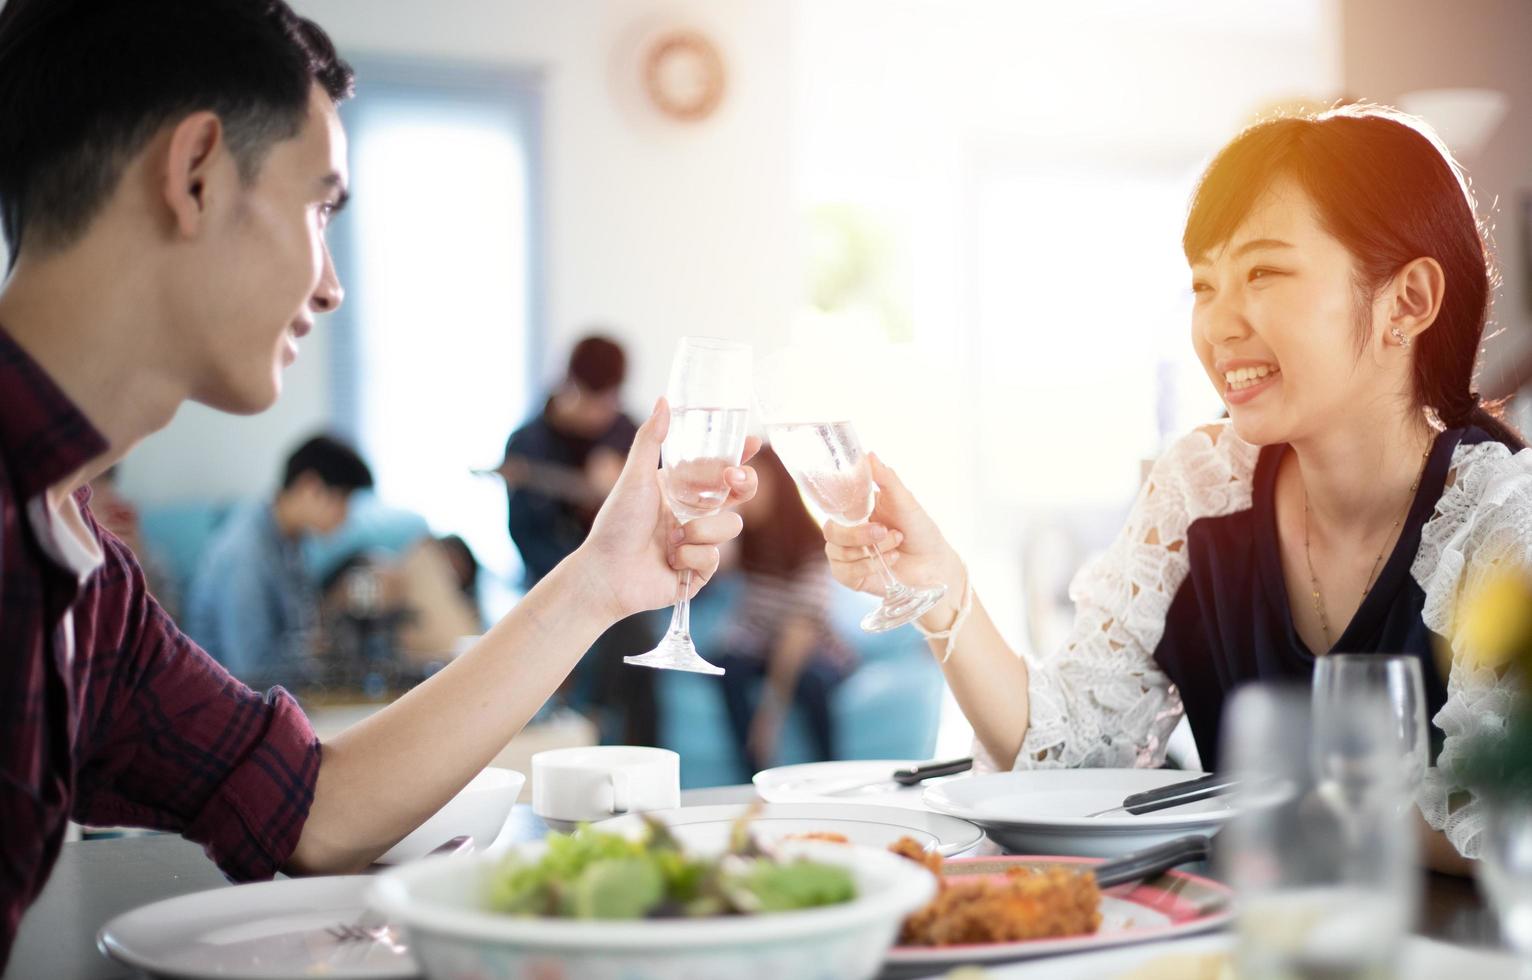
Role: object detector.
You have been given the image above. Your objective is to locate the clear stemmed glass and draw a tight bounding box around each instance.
[756,348,946,633]
[1312,654,1429,803]
[1221,684,1417,980]
[623,337,752,675]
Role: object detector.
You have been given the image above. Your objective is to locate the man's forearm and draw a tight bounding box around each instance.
[288,550,614,873]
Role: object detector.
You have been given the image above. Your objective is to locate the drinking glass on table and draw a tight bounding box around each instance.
[1313,654,1429,804]
[623,337,752,675]
[756,349,946,632]
[1221,683,1418,980]
[1478,796,1532,965]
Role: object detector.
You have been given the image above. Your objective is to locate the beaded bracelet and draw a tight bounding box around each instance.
[914,564,974,664]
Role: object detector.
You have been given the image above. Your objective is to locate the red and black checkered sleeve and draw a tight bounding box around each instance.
[72,528,322,881]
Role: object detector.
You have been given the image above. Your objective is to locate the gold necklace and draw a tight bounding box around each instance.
[1302,447,1430,653]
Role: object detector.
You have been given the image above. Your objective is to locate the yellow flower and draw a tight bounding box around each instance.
[1457,569,1532,671]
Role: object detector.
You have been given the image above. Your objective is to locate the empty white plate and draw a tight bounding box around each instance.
[753,759,960,810]
[595,802,984,856]
[923,769,1236,858]
[98,875,416,979]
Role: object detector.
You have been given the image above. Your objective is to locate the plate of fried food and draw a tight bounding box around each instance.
[877,837,1234,977]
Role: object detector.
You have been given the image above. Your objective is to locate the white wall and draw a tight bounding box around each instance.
[120,0,795,504]
[1340,0,1532,401]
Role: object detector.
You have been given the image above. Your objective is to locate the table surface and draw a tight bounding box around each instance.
[5,784,1505,980]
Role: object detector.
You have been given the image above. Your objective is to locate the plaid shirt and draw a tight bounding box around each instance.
[0,326,321,969]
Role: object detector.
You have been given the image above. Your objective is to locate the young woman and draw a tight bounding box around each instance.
[823,105,1527,872]
[717,448,857,777]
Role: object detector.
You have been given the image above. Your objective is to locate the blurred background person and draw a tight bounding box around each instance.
[494,333,658,744]
[185,434,374,691]
[86,466,180,618]
[715,447,857,778]
[321,533,484,679]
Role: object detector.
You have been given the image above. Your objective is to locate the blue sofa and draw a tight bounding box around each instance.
[658,574,946,788]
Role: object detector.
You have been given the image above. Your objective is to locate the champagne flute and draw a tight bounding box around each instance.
[757,349,946,632]
[623,337,751,675]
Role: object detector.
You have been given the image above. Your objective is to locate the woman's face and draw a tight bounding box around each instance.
[1190,175,1392,447]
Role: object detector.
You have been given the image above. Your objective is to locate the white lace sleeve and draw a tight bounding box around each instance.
[1413,441,1532,859]
[995,424,1261,772]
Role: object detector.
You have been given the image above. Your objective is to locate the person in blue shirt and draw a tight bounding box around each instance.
[186,435,374,689]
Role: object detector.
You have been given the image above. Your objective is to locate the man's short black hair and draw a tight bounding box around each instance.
[0,0,354,260]
[282,435,373,494]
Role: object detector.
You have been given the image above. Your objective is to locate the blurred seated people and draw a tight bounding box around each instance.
[496,334,657,744]
[321,534,484,679]
[716,447,857,778]
[185,434,374,690]
[86,466,180,618]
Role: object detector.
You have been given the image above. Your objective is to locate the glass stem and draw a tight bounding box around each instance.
[666,569,693,638]
[864,545,911,600]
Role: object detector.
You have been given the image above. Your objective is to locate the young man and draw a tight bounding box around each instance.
[0,0,756,967]
[185,434,374,689]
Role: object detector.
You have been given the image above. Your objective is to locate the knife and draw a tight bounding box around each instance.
[1085,772,1240,818]
[819,757,974,797]
[1090,834,1213,888]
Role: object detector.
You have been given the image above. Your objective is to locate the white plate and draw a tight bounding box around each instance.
[98,876,416,979]
[978,933,1523,979]
[881,854,1233,977]
[594,802,984,856]
[923,769,1236,858]
[754,759,964,810]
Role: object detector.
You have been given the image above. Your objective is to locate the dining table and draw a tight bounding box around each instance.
[3,782,1509,980]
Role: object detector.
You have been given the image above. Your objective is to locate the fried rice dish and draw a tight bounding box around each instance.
[886,836,1102,946]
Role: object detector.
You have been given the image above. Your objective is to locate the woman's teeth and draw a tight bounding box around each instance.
[1225,365,1279,390]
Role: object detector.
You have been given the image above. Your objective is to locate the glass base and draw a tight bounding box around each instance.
[861,582,947,633]
[624,633,725,675]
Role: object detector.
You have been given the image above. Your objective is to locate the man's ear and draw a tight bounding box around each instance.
[162,111,227,239]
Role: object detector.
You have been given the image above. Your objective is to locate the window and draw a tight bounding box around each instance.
[329,64,543,594]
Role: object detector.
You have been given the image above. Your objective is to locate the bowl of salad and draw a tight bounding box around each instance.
[369,814,936,980]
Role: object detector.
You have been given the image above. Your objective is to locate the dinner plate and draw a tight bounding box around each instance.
[754,759,965,810]
[923,769,1237,857]
[594,802,984,856]
[98,875,416,979]
[879,854,1233,978]
[975,933,1523,979]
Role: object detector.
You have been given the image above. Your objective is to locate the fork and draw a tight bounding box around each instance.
[326,834,473,945]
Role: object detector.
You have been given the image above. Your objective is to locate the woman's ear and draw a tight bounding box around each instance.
[1385,256,1446,346]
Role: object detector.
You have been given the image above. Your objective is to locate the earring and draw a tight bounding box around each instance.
[1391,326,1411,349]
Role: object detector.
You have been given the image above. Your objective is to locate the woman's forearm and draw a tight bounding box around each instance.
[919,573,1031,769]
[290,550,614,873]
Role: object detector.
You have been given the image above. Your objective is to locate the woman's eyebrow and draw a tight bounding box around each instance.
[1229,237,1294,258]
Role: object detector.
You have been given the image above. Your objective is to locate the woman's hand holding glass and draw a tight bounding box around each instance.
[820,453,965,631]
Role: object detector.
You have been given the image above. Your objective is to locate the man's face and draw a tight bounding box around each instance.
[182,84,349,414]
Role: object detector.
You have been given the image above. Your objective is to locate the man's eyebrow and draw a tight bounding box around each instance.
[1190,237,1294,267]
[319,172,349,212]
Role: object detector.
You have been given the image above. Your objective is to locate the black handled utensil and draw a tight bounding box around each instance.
[1091,834,1212,888]
[821,757,974,796]
[1085,772,1240,818]
[893,757,973,785]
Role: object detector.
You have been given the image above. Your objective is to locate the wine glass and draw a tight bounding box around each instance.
[756,348,947,633]
[1312,654,1429,803]
[1221,684,1417,980]
[623,337,752,675]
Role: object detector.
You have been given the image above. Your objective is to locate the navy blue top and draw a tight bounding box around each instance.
[1154,425,1499,769]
